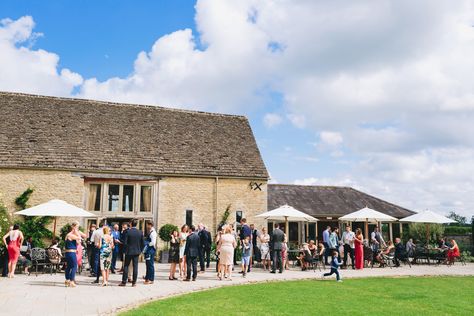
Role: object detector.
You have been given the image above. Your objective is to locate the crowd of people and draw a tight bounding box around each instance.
[1,220,464,285]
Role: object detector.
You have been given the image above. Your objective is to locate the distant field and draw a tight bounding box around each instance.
[122,276,474,316]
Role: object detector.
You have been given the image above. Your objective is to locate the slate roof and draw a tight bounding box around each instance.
[268,184,415,219]
[0,92,268,179]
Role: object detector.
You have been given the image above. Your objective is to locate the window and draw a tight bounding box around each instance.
[87,181,154,213]
[88,184,102,211]
[186,210,193,227]
[122,185,134,212]
[235,210,243,232]
[236,211,243,223]
[108,185,120,212]
[140,185,152,212]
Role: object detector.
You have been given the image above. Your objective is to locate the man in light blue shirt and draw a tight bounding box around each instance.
[111,224,121,274]
[322,226,331,265]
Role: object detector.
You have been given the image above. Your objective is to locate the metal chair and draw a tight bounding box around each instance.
[31,248,50,276]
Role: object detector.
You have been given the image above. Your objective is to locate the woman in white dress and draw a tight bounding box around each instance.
[259,227,271,270]
[217,225,237,280]
[178,224,188,279]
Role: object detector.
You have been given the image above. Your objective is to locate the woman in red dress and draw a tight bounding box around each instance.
[354,228,364,270]
[447,239,460,265]
[2,224,24,278]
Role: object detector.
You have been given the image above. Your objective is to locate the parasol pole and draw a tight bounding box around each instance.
[53,217,57,237]
[365,218,369,240]
[426,223,430,245]
[285,216,289,237]
[306,221,309,242]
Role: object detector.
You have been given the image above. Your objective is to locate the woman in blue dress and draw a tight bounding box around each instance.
[65,226,81,287]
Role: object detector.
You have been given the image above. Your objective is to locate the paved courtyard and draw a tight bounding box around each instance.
[0,262,473,316]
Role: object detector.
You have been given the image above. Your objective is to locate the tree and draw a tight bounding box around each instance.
[158,224,179,249]
[447,211,467,225]
[408,223,444,244]
[0,200,12,255]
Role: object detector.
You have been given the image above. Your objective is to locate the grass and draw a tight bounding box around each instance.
[122,276,474,316]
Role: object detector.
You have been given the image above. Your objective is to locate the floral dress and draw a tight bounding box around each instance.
[100,237,112,270]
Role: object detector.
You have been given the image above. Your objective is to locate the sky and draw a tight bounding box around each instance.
[1,0,474,218]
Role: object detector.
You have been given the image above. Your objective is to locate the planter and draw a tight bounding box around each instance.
[159,250,169,263]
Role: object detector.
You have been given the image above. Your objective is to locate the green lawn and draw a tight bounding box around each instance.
[123,276,474,316]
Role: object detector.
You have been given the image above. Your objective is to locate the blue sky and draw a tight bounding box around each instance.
[0,0,197,80]
[1,0,473,218]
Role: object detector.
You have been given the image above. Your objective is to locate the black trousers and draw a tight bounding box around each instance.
[323,242,330,264]
[343,244,355,268]
[86,246,94,272]
[94,247,102,282]
[122,254,139,284]
[186,255,198,280]
[233,248,238,265]
[199,247,211,270]
[272,249,282,272]
[1,253,8,277]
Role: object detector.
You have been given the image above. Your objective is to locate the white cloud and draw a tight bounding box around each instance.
[287,113,306,128]
[293,177,319,186]
[0,16,83,96]
[263,113,283,128]
[320,131,343,146]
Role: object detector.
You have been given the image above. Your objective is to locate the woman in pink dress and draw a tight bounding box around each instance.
[447,239,460,265]
[72,222,87,270]
[354,228,364,270]
[2,224,24,278]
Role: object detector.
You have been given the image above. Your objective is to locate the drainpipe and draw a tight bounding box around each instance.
[214,177,219,233]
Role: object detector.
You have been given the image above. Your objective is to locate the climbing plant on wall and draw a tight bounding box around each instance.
[14,188,52,248]
[0,200,12,254]
[14,187,34,210]
[218,204,232,229]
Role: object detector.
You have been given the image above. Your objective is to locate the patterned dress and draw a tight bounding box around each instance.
[100,237,112,270]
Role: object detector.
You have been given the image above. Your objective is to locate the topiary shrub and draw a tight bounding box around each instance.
[158,224,179,245]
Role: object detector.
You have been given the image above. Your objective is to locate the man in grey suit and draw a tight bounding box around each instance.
[184,225,201,281]
[270,223,285,273]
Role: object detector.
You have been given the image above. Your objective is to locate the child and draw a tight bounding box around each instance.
[321,250,343,282]
[241,236,251,277]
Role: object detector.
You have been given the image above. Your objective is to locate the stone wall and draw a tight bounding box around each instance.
[0,168,85,231]
[157,177,267,240]
[0,169,268,243]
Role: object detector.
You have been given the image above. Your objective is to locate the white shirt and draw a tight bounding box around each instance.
[91,227,104,247]
[149,228,157,248]
[342,231,355,248]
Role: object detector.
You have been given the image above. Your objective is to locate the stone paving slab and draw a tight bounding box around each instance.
[0,262,473,316]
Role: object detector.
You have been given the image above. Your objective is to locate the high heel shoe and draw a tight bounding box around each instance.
[69,281,76,288]
[65,280,70,287]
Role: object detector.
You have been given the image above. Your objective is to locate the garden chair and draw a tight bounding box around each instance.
[363,246,374,268]
[46,248,61,275]
[31,248,51,276]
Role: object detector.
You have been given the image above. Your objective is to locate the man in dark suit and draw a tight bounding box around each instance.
[184,225,200,281]
[270,223,285,273]
[198,224,212,271]
[118,222,129,273]
[86,223,96,276]
[119,219,144,287]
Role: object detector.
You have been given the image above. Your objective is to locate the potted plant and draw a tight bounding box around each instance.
[158,224,178,263]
